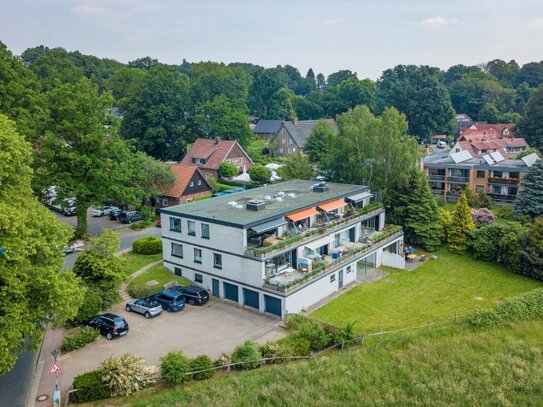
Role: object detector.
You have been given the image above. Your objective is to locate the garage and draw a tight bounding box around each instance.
[264,295,282,317]
[223,282,239,303]
[243,288,260,309]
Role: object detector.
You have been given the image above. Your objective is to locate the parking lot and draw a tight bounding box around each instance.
[59,299,286,394]
[52,207,133,236]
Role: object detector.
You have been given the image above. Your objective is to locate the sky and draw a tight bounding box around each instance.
[1,0,543,79]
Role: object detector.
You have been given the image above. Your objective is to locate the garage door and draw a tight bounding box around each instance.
[243,288,259,309]
[223,282,239,303]
[264,295,282,317]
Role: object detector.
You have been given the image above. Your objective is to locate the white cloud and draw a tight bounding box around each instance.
[324,18,344,25]
[419,16,457,28]
[71,5,110,15]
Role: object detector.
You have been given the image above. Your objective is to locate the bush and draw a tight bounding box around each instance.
[336,322,357,345]
[249,164,271,184]
[294,321,332,351]
[471,208,495,226]
[99,353,153,397]
[276,336,312,357]
[218,161,239,179]
[140,206,156,221]
[495,206,515,220]
[285,314,308,331]
[130,220,155,231]
[132,236,162,255]
[259,342,280,359]
[160,351,191,385]
[231,340,262,370]
[214,353,231,367]
[126,283,162,299]
[189,355,214,380]
[72,370,110,403]
[66,288,103,327]
[62,327,100,352]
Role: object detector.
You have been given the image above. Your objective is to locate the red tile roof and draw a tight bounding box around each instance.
[180,138,251,170]
[162,163,212,198]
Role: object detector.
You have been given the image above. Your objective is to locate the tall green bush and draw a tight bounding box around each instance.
[72,370,110,403]
[132,236,162,255]
[189,355,214,380]
[294,321,332,351]
[231,340,262,370]
[160,351,190,385]
[66,287,103,327]
[99,353,153,397]
[448,192,475,253]
[62,327,100,352]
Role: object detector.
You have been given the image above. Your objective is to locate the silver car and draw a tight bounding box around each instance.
[126,297,163,319]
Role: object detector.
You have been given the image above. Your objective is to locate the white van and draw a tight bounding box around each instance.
[436,140,447,149]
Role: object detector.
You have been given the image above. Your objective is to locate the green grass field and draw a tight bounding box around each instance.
[121,252,163,278]
[312,249,540,333]
[129,264,191,289]
[97,320,543,407]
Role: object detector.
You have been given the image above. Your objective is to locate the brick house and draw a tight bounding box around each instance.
[253,119,282,139]
[276,118,337,156]
[180,138,253,180]
[158,164,213,208]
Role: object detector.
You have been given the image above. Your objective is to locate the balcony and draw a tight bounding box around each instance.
[447,176,469,183]
[429,174,446,181]
[488,177,519,186]
[431,189,445,195]
[263,226,403,293]
[245,202,384,259]
[488,193,516,202]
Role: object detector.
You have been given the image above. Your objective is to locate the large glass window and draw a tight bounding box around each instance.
[213,253,222,269]
[476,170,485,178]
[169,217,181,232]
[201,223,210,239]
[195,273,203,283]
[194,248,202,263]
[171,243,183,258]
[188,220,196,236]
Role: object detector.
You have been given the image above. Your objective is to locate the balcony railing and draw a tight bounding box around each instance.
[447,176,469,183]
[487,177,519,185]
[431,189,445,194]
[429,174,446,181]
[245,202,384,258]
[263,226,403,293]
[488,193,516,202]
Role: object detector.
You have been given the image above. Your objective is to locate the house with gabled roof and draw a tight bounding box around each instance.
[253,119,283,139]
[158,163,213,208]
[276,118,337,156]
[180,137,253,180]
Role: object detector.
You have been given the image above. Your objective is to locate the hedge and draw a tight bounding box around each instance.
[62,327,100,352]
[132,236,162,255]
[126,283,162,299]
[72,370,110,403]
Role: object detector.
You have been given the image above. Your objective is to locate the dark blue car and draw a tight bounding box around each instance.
[151,290,185,312]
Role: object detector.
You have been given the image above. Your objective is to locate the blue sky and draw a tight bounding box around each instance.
[1,0,542,79]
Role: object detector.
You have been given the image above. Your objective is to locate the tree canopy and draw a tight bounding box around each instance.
[515,86,543,149]
[514,159,543,218]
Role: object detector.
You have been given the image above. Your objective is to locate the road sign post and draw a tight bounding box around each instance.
[50,349,62,407]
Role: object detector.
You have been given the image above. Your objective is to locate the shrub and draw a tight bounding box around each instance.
[72,370,110,403]
[132,236,162,255]
[140,205,156,221]
[285,314,308,331]
[276,336,312,357]
[471,208,495,226]
[126,283,162,299]
[218,161,239,179]
[249,164,271,184]
[189,355,214,380]
[99,353,152,397]
[62,327,100,352]
[495,206,515,220]
[294,321,332,351]
[231,340,262,370]
[214,353,231,367]
[160,351,190,385]
[336,322,357,345]
[66,287,103,327]
[466,308,501,327]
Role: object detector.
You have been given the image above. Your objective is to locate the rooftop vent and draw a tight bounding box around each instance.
[246,199,267,211]
[313,182,329,193]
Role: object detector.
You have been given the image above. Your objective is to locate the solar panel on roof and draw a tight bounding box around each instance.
[521,152,539,167]
[482,154,494,165]
[490,151,505,163]
[450,150,472,164]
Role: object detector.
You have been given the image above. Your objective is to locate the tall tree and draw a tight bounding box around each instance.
[303,119,336,163]
[322,106,420,196]
[277,152,314,180]
[27,47,85,91]
[515,86,543,149]
[316,73,326,90]
[337,78,376,111]
[128,56,160,69]
[248,67,291,119]
[514,159,543,218]
[104,67,147,103]
[484,59,519,87]
[516,62,543,88]
[376,65,456,138]
[0,115,84,373]
[447,192,475,253]
[120,66,190,160]
[327,70,357,87]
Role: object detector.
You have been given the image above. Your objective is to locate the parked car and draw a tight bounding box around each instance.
[85,313,129,340]
[109,208,122,220]
[92,206,119,217]
[436,140,447,149]
[180,286,209,305]
[126,297,163,318]
[119,210,142,224]
[151,290,185,312]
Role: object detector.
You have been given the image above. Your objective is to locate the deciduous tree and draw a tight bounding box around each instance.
[303,119,336,164]
[277,152,313,180]
[515,86,543,149]
[249,164,271,184]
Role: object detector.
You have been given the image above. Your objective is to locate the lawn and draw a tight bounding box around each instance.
[96,320,543,407]
[312,249,541,333]
[128,263,191,292]
[121,252,163,278]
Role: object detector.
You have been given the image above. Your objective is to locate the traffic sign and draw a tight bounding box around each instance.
[48,362,62,375]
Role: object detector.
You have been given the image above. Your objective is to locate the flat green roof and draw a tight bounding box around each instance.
[161,180,367,228]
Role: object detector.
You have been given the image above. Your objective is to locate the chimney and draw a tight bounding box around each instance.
[292,117,299,126]
[214,137,221,146]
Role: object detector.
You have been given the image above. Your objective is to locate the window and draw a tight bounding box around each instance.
[201,223,210,239]
[492,185,501,194]
[475,185,484,193]
[330,274,336,283]
[171,243,183,258]
[214,253,222,269]
[346,265,352,274]
[162,197,169,206]
[169,217,181,232]
[508,187,518,196]
[197,180,202,186]
[194,248,202,263]
[174,267,182,276]
[195,273,203,283]
[190,181,194,187]
[476,170,485,178]
[334,233,341,248]
[493,171,503,178]
[188,220,196,236]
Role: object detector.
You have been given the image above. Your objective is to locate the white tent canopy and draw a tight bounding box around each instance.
[270,171,281,182]
[233,172,251,183]
[265,163,282,171]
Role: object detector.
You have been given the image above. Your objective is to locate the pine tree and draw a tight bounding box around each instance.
[514,159,543,218]
[448,192,476,253]
[403,170,444,251]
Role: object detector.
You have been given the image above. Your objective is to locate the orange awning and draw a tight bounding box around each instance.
[317,199,346,213]
[286,207,318,222]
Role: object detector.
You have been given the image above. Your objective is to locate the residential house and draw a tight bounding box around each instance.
[157,164,213,208]
[180,138,253,180]
[452,128,528,159]
[253,119,283,139]
[160,180,404,318]
[424,151,539,204]
[276,118,337,156]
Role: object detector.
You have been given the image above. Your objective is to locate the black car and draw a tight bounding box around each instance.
[151,290,185,312]
[109,209,122,220]
[180,286,209,305]
[85,313,129,340]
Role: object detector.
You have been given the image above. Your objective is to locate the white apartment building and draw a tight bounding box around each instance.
[160,180,405,318]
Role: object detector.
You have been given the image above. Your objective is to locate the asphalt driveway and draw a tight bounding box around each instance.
[59,299,285,394]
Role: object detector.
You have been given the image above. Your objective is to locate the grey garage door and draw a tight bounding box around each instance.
[223,282,239,303]
[264,295,282,317]
[243,288,259,309]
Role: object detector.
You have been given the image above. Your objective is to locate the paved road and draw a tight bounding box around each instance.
[1,225,162,407]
